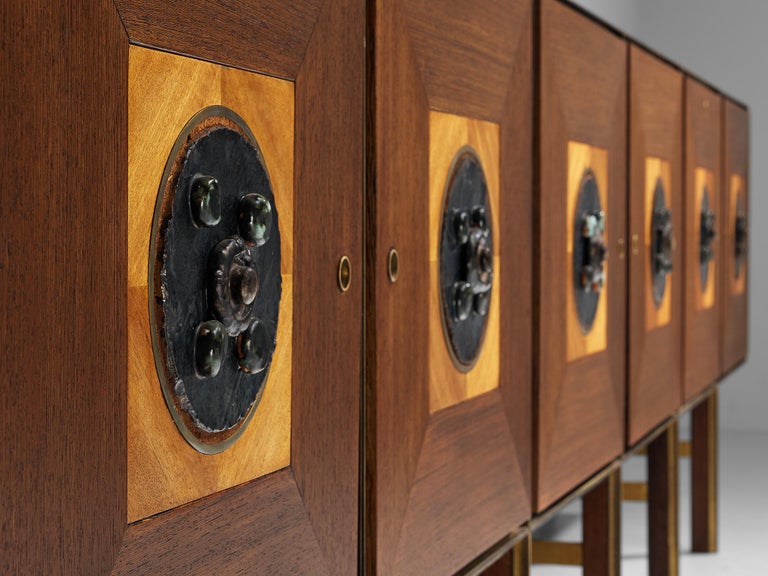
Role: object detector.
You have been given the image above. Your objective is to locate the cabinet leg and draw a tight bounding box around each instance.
[648,421,679,576]
[583,468,621,576]
[691,388,718,552]
[511,533,531,576]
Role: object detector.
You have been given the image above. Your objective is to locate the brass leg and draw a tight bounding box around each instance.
[648,421,679,576]
[532,540,582,566]
[511,533,531,576]
[583,468,621,576]
[691,389,718,552]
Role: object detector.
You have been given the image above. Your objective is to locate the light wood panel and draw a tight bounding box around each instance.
[127,46,294,522]
[429,111,501,413]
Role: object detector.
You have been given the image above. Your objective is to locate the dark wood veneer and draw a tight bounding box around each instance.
[1,0,362,573]
[113,0,323,80]
[721,100,749,374]
[0,2,127,574]
[536,0,627,511]
[367,0,532,574]
[627,45,684,445]
[684,78,721,400]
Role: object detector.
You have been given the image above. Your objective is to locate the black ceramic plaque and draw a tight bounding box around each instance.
[439,148,494,371]
[735,197,747,278]
[650,178,673,306]
[573,170,605,334]
[699,187,715,289]
[149,106,282,454]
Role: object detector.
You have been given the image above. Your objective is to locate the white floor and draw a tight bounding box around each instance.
[532,428,768,575]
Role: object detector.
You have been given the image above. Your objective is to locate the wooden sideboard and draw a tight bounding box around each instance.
[0,0,748,574]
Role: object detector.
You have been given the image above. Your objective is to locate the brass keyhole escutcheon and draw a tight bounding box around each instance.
[149,106,282,454]
[387,248,399,284]
[338,255,352,292]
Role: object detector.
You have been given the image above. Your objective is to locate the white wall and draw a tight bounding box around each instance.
[571,0,766,431]
[569,0,638,33]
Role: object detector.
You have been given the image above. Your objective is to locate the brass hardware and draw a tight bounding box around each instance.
[703,99,710,110]
[622,482,648,501]
[387,247,399,284]
[631,234,639,256]
[617,238,625,259]
[338,255,351,292]
[532,541,583,566]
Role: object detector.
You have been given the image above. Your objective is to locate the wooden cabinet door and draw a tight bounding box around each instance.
[537,0,627,512]
[367,0,533,573]
[627,46,684,446]
[721,100,749,374]
[1,1,362,574]
[684,78,722,400]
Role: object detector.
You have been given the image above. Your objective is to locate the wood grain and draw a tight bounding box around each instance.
[684,78,721,400]
[1,0,361,573]
[127,46,294,522]
[0,1,127,574]
[537,0,627,511]
[627,45,683,446]
[429,111,501,413]
[292,0,363,572]
[647,421,679,576]
[721,101,749,373]
[119,0,362,572]
[394,391,530,575]
[368,0,532,573]
[691,388,718,552]
[111,470,328,576]
[582,469,621,576]
[113,0,323,81]
[402,0,531,121]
